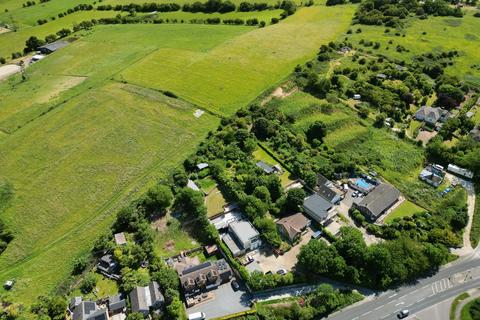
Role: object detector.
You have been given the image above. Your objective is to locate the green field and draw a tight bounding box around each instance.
[384,200,425,223]
[0,82,218,303]
[119,5,357,116]
[345,13,480,88]
[0,10,125,58]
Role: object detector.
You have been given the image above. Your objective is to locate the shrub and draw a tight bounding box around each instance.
[80,273,97,293]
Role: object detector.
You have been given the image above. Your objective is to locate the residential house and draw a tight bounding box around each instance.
[38,40,69,54]
[107,294,126,316]
[316,174,342,204]
[223,220,262,257]
[178,259,232,297]
[72,301,109,320]
[447,164,474,179]
[129,282,164,317]
[276,213,311,243]
[414,106,441,125]
[419,164,445,187]
[302,194,337,225]
[97,254,120,280]
[354,183,401,221]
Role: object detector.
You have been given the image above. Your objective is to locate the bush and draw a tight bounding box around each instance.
[79,273,97,293]
[72,256,88,275]
[0,57,5,64]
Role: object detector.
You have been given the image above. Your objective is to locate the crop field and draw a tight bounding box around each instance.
[345,12,480,88]
[119,4,357,116]
[0,82,218,303]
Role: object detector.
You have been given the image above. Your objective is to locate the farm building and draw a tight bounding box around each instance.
[316,174,343,204]
[38,40,69,54]
[354,183,401,221]
[447,164,474,179]
[276,212,311,243]
[303,194,337,225]
[223,220,262,257]
[129,282,164,316]
[178,259,232,297]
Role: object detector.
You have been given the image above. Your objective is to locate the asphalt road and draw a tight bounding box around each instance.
[327,250,480,320]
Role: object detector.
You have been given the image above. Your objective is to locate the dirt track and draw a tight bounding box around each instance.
[0,64,21,81]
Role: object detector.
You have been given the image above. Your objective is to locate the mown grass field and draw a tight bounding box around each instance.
[384,200,425,223]
[119,4,357,116]
[345,12,480,88]
[0,0,97,27]
[0,82,218,303]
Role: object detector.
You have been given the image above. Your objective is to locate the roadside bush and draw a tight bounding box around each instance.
[72,256,89,275]
[0,57,5,64]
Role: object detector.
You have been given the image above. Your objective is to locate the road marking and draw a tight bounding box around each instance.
[395,302,405,306]
[388,293,398,298]
[351,317,358,320]
[418,297,425,302]
[411,289,418,294]
[361,311,371,317]
[375,306,383,310]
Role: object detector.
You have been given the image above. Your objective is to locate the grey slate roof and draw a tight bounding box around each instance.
[317,174,340,203]
[108,294,126,312]
[357,183,400,218]
[303,194,333,221]
[130,281,164,314]
[38,40,69,53]
[256,161,274,174]
[73,301,97,320]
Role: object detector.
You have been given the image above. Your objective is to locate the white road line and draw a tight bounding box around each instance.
[422,284,429,289]
[375,306,383,310]
[361,311,371,317]
[418,297,425,302]
[395,302,405,306]
[388,293,398,298]
[411,289,418,294]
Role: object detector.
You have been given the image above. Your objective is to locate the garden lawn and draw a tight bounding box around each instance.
[384,200,425,223]
[0,82,218,303]
[154,217,199,257]
[253,146,293,187]
[205,187,227,217]
[345,13,480,88]
[119,4,357,116]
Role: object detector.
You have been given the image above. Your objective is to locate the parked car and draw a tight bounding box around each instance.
[265,271,273,275]
[312,230,322,239]
[247,255,254,263]
[276,268,288,276]
[231,279,240,291]
[397,309,409,319]
[188,312,206,320]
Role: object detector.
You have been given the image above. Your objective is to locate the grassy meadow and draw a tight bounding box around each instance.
[345,12,480,88]
[0,82,219,303]
[119,4,357,116]
[384,200,425,223]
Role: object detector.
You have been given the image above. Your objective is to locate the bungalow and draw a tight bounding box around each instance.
[447,164,474,179]
[415,106,441,125]
[256,161,275,174]
[276,213,311,243]
[303,194,337,225]
[317,174,342,204]
[353,183,401,221]
[223,220,262,257]
[129,282,164,317]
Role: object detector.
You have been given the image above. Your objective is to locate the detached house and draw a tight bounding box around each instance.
[223,220,262,257]
[415,106,441,125]
[129,282,164,317]
[276,213,311,243]
[354,183,400,221]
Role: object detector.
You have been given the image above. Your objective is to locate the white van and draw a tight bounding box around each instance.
[188,312,206,320]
